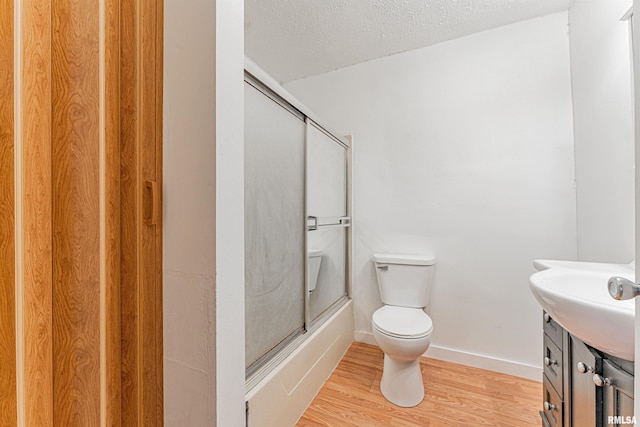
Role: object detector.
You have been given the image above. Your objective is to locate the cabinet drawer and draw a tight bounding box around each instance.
[543,333,563,398]
[543,312,563,350]
[542,375,563,427]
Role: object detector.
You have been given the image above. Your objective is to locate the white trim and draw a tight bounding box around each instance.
[426,345,542,382]
[632,0,640,414]
[215,1,246,425]
[354,330,542,382]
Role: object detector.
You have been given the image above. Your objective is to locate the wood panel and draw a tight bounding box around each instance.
[0,0,16,424]
[154,3,164,422]
[120,0,163,424]
[119,0,140,423]
[103,0,123,424]
[51,0,101,424]
[140,0,162,424]
[20,0,54,425]
[297,343,542,427]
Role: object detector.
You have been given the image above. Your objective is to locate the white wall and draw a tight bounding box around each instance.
[214,1,246,425]
[164,0,216,423]
[164,0,245,425]
[569,0,634,263]
[285,12,577,376]
[633,0,640,412]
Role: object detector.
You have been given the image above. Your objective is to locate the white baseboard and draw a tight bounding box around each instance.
[354,330,542,382]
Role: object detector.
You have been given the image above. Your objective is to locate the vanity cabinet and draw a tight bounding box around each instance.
[540,312,634,427]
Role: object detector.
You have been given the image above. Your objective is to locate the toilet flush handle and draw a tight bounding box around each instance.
[377,264,389,271]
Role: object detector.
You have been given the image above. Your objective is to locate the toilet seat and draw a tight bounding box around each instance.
[373,306,433,339]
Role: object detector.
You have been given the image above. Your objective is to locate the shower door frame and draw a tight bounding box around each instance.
[304,118,352,328]
[244,69,352,385]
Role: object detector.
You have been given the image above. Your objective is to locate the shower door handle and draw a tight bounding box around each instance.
[306,216,318,231]
[339,216,351,227]
[307,216,351,230]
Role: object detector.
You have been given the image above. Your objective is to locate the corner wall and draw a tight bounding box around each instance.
[285,12,577,377]
[569,0,634,263]
[163,0,217,424]
[163,0,245,425]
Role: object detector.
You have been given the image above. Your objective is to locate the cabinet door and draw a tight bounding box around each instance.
[601,359,634,426]
[570,337,603,427]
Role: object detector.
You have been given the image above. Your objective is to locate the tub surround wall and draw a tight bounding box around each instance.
[569,0,634,263]
[285,12,577,380]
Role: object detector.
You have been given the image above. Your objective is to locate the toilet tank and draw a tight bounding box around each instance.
[373,253,436,308]
[308,249,323,293]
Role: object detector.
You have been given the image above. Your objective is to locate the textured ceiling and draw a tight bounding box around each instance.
[245,0,574,83]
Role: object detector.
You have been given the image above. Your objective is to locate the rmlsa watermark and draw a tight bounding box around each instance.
[608,415,637,425]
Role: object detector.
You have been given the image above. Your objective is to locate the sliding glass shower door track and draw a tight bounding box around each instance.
[245,295,349,392]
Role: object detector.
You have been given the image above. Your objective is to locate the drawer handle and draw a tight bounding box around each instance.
[544,357,557,367]
[144,180,160,226]
[544,401,557,411]
[577,361,595,374]
[544,313,551,323]
[593,374,612,387]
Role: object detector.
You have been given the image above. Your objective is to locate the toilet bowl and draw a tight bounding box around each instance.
[371,253,436,407]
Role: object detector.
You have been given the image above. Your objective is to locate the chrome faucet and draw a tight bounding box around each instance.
[607,276,640,300]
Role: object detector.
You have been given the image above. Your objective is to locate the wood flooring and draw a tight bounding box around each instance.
[297,343,542,427]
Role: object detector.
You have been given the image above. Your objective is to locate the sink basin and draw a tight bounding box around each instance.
[530,260,635,361]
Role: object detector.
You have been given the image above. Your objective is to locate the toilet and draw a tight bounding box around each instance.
[308,249,323,293]
[371,253,436,407]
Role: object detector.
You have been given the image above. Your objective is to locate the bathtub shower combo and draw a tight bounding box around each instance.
[243,61,353,424]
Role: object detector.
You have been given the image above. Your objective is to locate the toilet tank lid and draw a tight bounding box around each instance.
[309,249,323,258]
[372,253,436,266]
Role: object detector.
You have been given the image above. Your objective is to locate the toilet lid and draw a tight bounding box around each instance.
[373,306,433,338]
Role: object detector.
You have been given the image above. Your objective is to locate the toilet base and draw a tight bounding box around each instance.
[380,354,425,407]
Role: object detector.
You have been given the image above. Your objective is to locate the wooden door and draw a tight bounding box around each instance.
[0,0,163,425]
[0,1,16,425]
[120,0,164,424]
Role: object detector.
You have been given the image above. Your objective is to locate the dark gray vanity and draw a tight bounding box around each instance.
[541,311,634,427]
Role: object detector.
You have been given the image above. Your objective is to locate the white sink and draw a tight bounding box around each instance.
[530,260,635,361]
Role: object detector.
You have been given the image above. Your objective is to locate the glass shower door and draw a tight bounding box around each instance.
[306,121,350,323]
[244,80,306,373]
